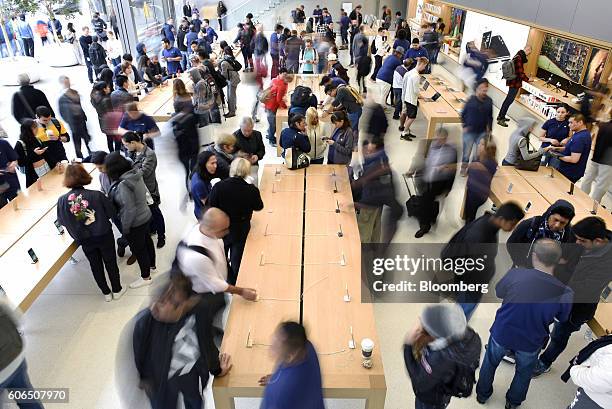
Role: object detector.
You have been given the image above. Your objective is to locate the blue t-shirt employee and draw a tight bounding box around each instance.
[551,114,592,183]
[161,38,183,75]
[539,105,570,148]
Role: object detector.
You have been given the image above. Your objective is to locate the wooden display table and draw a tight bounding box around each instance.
[213,166,304,408]
[139,81,177,122]
[489,167,550,217]
[0,164,99,311]
[417,74,464,139]
[589,304,612,337]
[0,163,96,257]
[304,165,386,407]
[213,165,386,408]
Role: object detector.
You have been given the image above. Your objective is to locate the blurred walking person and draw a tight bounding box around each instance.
[259,322,324,409]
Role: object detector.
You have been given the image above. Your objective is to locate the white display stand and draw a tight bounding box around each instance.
[39,43,80,67]
[0,56,41,86]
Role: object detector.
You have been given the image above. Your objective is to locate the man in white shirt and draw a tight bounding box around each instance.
[393,58,412,120]
[177,207,257,300]
[400,57,429,141]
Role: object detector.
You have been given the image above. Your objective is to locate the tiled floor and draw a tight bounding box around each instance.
[0,35,608,409]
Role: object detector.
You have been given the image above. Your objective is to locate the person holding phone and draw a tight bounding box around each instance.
[326,111,355,165]
[14,119,49,187]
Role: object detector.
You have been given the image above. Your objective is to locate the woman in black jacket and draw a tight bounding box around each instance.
[14,119,50,187]
[91,81,121,152]
[217,1,227,31]
[208,158,263,284]
[57,164,124,301]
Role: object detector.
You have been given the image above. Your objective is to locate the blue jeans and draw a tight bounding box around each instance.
[0,361,44,409]
[0,43,8,58]
[180,50,188,72]
[498,87,519,121]
[476,337,540,406]
[462,131,486,163]
[539,318,584,368]
[266,109,277,143]
[348,108,362,140]
[393,88,403,117]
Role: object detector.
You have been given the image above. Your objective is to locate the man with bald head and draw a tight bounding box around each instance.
[476,238,573,409]
[176,207,257,300]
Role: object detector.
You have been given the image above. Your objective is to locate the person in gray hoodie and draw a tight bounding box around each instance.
[122,132,166,249]
[105,152,155,289]
[503,117,552,166]
[404,303,482,409]
[0,297,43,409]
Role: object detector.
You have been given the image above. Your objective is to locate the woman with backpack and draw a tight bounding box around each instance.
[104,152,156,289]
[404,304,481,409]
[189,67,219,127]
[219,46,241,118]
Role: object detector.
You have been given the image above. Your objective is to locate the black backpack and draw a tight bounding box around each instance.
[228,57,242,72]
[444,360,479,398]
[370,38,377,55]
[89,45,105,67]
[291,85,312,108]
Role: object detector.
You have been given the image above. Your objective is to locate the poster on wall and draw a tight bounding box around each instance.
[537,34,589,84]
[415,0,424,24]
[459,11,530,91]
[582,48,609,89]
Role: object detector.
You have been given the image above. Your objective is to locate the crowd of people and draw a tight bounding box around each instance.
[0,4,611,409]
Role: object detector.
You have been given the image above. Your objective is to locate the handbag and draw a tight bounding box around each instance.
[514,138,542,172]
[284,134,310,170]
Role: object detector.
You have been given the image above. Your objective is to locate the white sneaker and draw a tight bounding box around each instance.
[129,277,153,289]
[104,294,112,302]
[113,288,127,300]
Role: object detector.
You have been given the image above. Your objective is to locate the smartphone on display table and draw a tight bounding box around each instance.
[28,248,39,264]
[524,201,532,213]
[54,220,65,235]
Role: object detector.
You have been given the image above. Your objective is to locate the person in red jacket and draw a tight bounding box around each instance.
[264,68,294,146]
[497,45,531,127]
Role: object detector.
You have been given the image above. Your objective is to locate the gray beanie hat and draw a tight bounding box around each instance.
[421,304,467,340]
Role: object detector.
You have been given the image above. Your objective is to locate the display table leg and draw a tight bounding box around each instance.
[212,388,236,409]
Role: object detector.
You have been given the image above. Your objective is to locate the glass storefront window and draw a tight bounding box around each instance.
[129,0,167,55]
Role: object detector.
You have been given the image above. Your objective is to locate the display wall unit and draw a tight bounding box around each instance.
[538,34,589,83]
[519,28,611,120]
[408,0,460,60]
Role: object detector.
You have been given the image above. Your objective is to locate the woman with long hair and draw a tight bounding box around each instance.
[104,152,156,289]
[91,81,121,152]
[173,78,193,114]
[14,119,50,187]
[190,151,219,220]
[304,107,326,164]
[325,111,355,165]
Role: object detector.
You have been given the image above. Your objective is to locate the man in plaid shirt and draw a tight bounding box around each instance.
[497,45,532,127]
